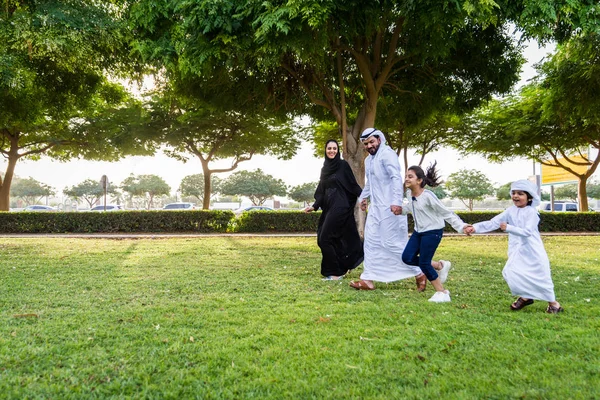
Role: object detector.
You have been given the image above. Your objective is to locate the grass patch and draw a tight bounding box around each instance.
[1,236,599,399]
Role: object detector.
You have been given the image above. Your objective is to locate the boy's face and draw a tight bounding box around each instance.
[511,190,529,208]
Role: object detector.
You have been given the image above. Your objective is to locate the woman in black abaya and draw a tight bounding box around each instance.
[305,140,364,280]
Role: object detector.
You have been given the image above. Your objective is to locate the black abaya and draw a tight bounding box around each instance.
[313,160,364,277]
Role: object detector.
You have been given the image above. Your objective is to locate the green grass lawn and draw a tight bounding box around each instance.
[1,236,598,399]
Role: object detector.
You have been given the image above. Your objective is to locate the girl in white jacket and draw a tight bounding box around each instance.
[466,180,563,313]
[399,163,471,303]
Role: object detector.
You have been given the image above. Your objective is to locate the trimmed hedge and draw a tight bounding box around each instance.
[235,210,321,233]
[0,210,234,233]
[438,211,600,233]
[1,209,599,234]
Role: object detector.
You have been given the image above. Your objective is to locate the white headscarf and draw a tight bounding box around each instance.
[510,179,541,207]
[360,128,387,146]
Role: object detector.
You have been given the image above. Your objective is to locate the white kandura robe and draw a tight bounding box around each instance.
[472,205,556,301]
[358,136,422,282]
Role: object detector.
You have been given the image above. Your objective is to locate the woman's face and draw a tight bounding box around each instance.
[326,142,338,159]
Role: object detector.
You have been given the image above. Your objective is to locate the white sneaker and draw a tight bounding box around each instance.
[428,290,451,303]
[438,260,452,284]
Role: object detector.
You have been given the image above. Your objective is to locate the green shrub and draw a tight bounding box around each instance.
[0,210,234,233]
[235,210,320,233]
[452,211,600,233]
[1,209,598,233]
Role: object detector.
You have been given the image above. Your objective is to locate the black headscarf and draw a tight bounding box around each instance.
[320,139,341,180]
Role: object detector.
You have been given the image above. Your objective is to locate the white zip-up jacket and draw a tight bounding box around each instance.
[401,189,466,233]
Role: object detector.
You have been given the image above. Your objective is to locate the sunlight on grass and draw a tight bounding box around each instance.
[1,236,598,398]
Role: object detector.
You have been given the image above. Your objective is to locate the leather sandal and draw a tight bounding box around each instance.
[349,280,375,290]
[510,297,534,311]
[546,305,564,314]
[415,274,427,292]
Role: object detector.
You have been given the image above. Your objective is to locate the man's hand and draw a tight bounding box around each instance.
[360,199,368,211]
[390,205,402,215]
[304,206,314,213]
[499,222,508,231]
[463,225,475,236]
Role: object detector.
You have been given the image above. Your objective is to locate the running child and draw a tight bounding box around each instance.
[465,180,563,313]
[397,162,471,303]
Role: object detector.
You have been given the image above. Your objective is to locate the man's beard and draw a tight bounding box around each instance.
[367,146,379,155]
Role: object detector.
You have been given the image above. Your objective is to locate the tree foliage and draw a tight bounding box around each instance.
[10,177,55,206]
[587,182,600,200]
[427,184,448,201]
[553,184,578,201]
[130,0,569,182]
[0,0,146,211]
[63,179,117,208]
[288,182,318,206]
[121,174,171,210]
[455,32,600,211]
[445,169,494,211]
[179,174,222,204]
[220,169,287,206]
[145,81,300,209]
[495,182,513,201]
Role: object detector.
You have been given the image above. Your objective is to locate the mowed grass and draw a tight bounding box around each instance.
[0,236,598,399]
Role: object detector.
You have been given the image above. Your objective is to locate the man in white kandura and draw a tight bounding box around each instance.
[349,128,430,291]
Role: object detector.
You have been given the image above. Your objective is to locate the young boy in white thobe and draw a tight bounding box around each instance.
[466,180,563,313]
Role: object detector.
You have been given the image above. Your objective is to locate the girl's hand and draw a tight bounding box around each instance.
[500,222,507,231]
[390,205,402,215]
[463,225,475,235]
[304,206,314,213]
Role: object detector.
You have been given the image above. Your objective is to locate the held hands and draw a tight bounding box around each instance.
[463,225,475,236]
[390,205,402,215]
[499,222,508,231]
[304,206,314,213]
[360,199,368,211]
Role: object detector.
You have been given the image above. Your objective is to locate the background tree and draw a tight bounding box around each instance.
[288,182,318,206]
[495,182,513,201]
[455,33,600,211]
[10,177,55,206]
[0,0,145,211]
[129,0,555,182]
[121,174,171,210]
[220,169,287,206]
[587,181,600,200]
[146,81,300,210]
[179,174,222,205]
[445,169,494,211]
[63,179,117,209]
[554,184,578,201]
[428,185,448,201]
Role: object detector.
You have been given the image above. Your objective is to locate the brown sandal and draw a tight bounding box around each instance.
[510,297,534,311]
[415,274,427,292]
[349,280,375,290]
[546,305,564,314]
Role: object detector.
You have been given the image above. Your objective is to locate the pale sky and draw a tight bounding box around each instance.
[5,39,565,201]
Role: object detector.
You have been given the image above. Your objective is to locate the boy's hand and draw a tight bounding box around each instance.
[463,225,475,236]
[500,222,508,231]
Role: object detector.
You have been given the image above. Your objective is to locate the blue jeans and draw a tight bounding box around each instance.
[402,228,444,281]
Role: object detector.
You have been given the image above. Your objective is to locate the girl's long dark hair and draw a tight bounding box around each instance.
[408,161,443,188]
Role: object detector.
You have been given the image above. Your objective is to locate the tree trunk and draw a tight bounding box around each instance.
[202,171,212,210]
[0,150,19,211]
[577,176,589,212]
